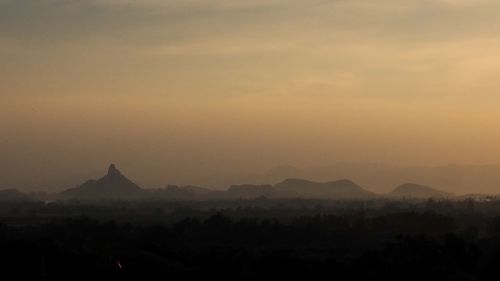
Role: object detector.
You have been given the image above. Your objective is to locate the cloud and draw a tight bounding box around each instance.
[1,0,499,48]
[2,0,500,101]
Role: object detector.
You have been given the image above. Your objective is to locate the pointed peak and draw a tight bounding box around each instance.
[107,163,121,177]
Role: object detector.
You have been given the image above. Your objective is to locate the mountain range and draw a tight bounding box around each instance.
[0,164,495,202]
[238,163,500,194]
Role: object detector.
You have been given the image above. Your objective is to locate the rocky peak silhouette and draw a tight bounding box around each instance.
[60,164,145,199]
[107,164,121,177]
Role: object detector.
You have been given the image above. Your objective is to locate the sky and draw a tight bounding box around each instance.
[2,0,500,190]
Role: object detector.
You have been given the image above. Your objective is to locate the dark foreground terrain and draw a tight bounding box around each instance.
[2,199,500,280]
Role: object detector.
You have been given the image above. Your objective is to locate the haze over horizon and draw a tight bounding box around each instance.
[3,0,500,193]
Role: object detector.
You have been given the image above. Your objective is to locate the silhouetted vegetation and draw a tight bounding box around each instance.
[1,199,500,280]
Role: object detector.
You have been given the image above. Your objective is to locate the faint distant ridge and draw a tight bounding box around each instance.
[151,184,212,200]
[60,164,146,200]
[388,183,452,199]
[223,184,275,199]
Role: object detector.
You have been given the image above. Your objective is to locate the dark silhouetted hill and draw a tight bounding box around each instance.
[388,183,451,199]
[60,164,146,200]
[274,178,375,199]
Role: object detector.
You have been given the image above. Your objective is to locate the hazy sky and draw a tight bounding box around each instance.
[2,0,500,190]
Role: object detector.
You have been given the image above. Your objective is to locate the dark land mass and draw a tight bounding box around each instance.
[3,164,488,202]
[1,164,500,280]
[0,198,499,280]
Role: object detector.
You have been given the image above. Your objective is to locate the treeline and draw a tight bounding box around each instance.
[2,209,500,280]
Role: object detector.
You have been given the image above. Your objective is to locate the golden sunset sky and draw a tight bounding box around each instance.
[2,0,500,190]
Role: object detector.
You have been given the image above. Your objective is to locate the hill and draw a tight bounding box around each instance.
[274,178,375,199]
[60,164,146,200]
[388,183,451,199]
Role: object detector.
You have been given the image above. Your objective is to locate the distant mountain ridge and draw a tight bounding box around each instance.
[58,165,379,200]
[254,163,500,194]
[0,164,495,201]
